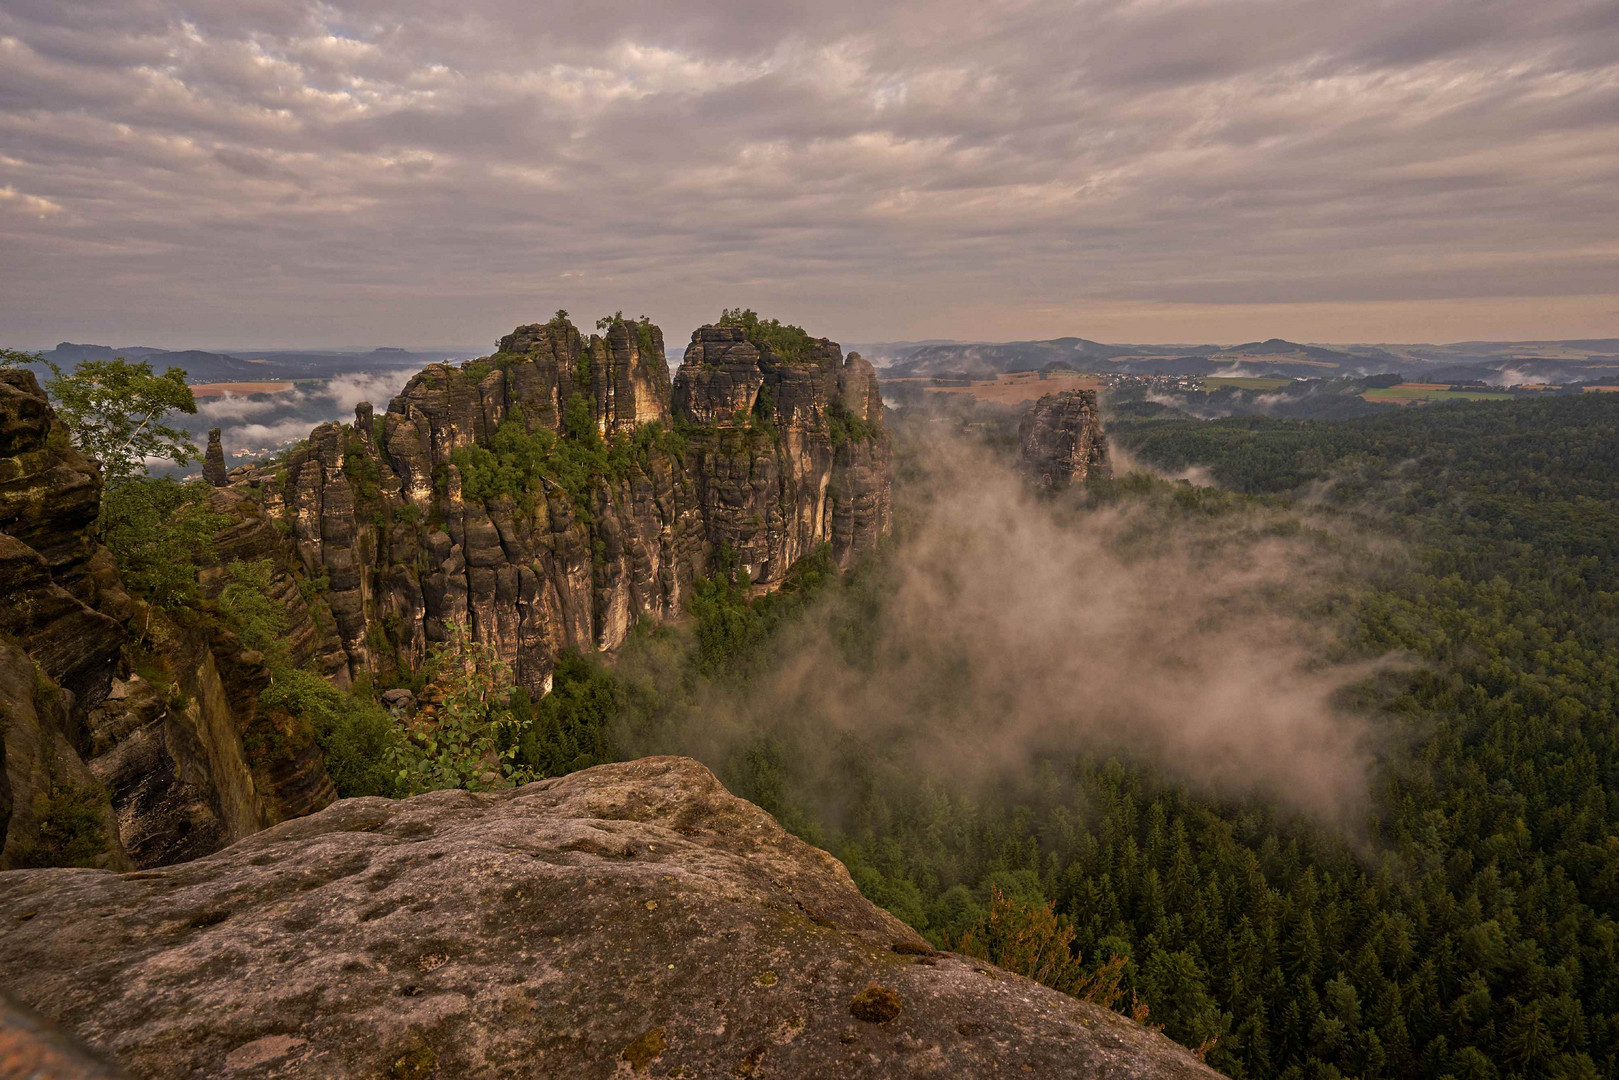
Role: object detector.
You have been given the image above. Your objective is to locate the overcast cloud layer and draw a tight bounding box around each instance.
[2,0,1616,348]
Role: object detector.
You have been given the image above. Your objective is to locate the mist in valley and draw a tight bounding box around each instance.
[622,423,1387,833]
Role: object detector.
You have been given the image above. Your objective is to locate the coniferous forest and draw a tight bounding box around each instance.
[528,391,1619,1079]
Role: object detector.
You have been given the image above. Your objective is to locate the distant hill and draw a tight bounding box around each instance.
[886,338,1218,378]
[31,344,464,383]
[878,334,1619,382]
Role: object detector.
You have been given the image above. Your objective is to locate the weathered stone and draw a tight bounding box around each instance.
[1018,389,1112,489]
[202,428,227,487]
[217,316,892,695]
[0,757,1221,1079]
[380,688,416,717]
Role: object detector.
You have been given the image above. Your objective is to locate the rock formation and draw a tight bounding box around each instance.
[222,315,891,694]
[201,428,227,487]
[0,370,131,869]
[0,757,1221,1079]
[1,372,335,872]
[1018,389,1112,489]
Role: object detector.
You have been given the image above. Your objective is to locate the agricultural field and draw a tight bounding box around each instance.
[1203,376,1293,390]
[886,369,1100,405]
[188,381,296,397]
[1361,382,1512,403]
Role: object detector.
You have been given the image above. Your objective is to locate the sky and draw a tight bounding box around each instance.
[2,0,1616,350]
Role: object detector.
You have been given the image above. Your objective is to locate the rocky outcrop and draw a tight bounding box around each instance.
[0,372,335,872]
[0,371,130,869]
[202,428,227,487]
[0,371,128,719]
[0,757,1220,1079]
[1018,389,1112,489]
[223,316,891,694]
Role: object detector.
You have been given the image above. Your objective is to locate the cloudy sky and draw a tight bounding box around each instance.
[2,0,1616,349]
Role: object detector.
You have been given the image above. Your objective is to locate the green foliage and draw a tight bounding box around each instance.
[99,477,227,612]
[384,622,536,795]
[951,888,1144,1020]
[343,436,382,501]
[452,403,657,521]
[218,559,286,656]
[1,347,41,368]
[14,779,111,868]
[827,400,876,448]
[43,357,198,485]
[214,558,404,797]
[514,650,621,776]
[257,667,400,796]
[717,308,815,363]
[688,544,836,679]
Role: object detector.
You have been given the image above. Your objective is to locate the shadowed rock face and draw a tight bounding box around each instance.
[224,317,891,695]
[202,429,227,487]
[1018,389,1112,489]
[0,373,335,872]
[0,757,1221,1080]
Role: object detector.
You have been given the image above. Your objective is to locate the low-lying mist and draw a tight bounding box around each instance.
[622,428,1384,829]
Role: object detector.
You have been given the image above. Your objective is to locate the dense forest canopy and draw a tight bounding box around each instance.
[521,391,1619,1079]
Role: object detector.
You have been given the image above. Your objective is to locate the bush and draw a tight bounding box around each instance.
[515,650,622,776]
[14,780,111,868]
[717,308,815,363]
[100,477,227,613]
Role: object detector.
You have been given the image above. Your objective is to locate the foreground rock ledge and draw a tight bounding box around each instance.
[0,757,1220,1079]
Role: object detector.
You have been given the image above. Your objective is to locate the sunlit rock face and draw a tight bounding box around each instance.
[223,316,892,694]
[0,757,1223,1080]
[1018,389,1112,489]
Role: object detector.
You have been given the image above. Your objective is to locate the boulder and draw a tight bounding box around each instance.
[380,688,416,717]
[0,757,1219,1079]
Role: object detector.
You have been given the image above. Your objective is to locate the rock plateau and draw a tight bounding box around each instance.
[0,757,1220,1079]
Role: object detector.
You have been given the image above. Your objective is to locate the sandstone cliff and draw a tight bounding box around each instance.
[0,372,334,872]
[1018,388,1112,489]
[0,757,1221,1079]
[223,315,890,694]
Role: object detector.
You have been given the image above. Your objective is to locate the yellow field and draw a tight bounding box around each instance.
[887,371,1100,405]
[189,381,295,397]
[1362,384,1511,404]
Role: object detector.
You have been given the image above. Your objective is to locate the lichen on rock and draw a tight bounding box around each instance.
[0,756,1221,1078]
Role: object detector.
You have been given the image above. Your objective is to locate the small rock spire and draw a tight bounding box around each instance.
[202,428,228,486]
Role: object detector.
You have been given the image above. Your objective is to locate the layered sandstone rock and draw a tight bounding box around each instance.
[202,429,227,487]
[224,316,891,694]
[1018,389,1112,489]
[0,371,130,869]
[0,373,335,871]
[0,757,1220,1080]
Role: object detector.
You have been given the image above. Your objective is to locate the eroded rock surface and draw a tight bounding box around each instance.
[0,372,335,872]
[222,316,891,695]
[0,757,1219,1079]
[1018,389,1112,489]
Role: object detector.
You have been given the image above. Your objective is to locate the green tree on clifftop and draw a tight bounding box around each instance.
[43,357,198,485]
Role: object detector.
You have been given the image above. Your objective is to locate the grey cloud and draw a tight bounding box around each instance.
[0,0,1615,347]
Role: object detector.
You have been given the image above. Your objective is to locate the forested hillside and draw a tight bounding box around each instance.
[535,393,1619,1079]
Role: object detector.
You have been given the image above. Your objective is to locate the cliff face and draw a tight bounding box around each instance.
[0,756,1221,1079]
[227,317,890,694]
[0,370,132,869]
[0,372,334,872]
[1018,389,1112,489]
